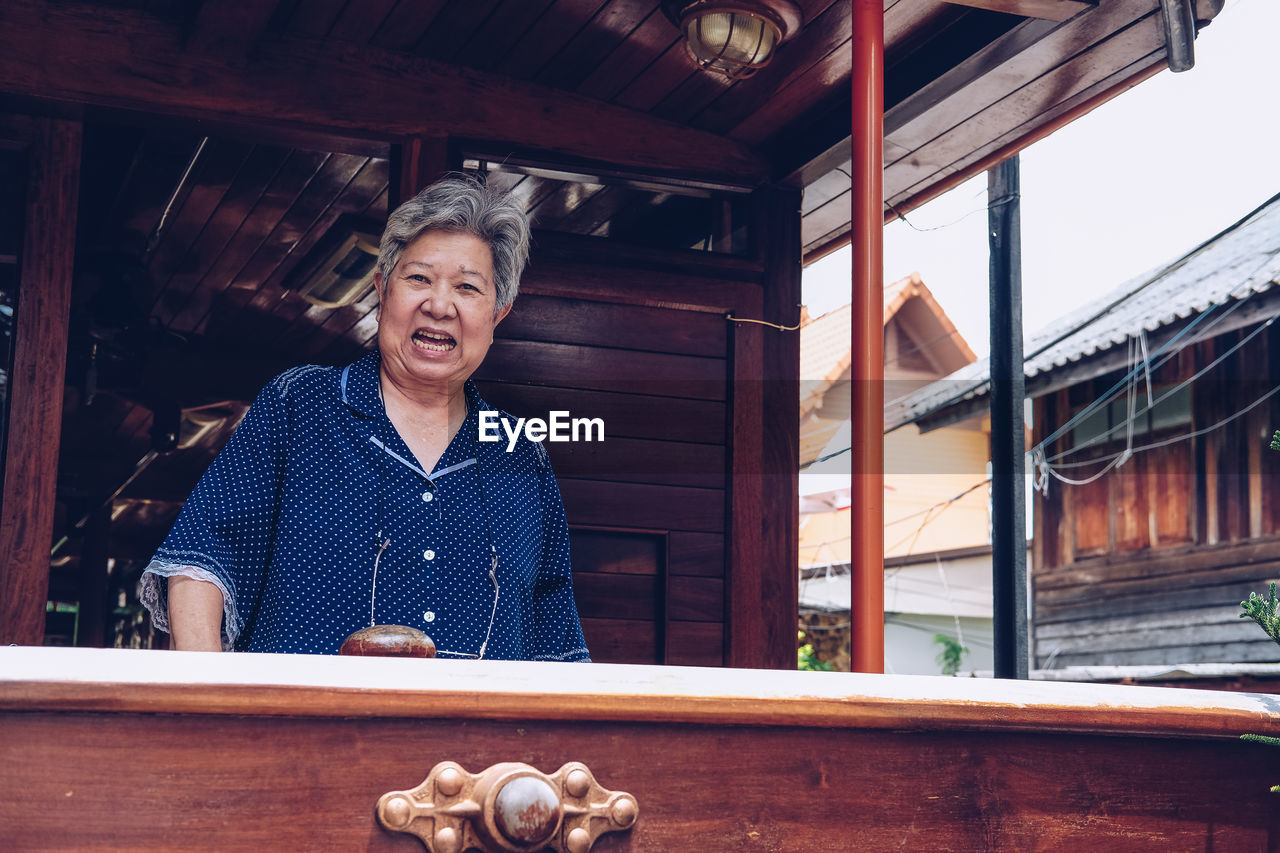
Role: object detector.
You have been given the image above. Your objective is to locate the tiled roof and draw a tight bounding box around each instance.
[886,192,1280,432]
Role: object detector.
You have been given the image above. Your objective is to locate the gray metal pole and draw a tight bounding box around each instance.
[988,155,1029,680]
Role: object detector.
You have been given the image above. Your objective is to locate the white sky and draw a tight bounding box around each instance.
[803,0,1280,361]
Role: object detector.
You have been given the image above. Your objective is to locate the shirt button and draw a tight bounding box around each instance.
[422,491,433,503]
[424,549,436,561]
[424,611,436,623]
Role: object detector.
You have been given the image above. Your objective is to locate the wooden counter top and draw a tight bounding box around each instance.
[5,645,1280,739]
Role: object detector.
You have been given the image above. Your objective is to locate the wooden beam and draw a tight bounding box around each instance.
[940,0,1095,22]
[0,0,766,184]
[0,117,81,645]
[389,137,452,208]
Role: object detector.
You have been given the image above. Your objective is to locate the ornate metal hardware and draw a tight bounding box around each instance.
[377,761,638,853]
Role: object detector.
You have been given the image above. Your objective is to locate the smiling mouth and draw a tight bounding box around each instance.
[412,330,457,352]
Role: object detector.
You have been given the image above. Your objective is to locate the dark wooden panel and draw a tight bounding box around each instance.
[476,340,726,401]
[575,8,677,102]
[83,132,197,253]
[545,436,725,489]
[203,153,372,339]
[152,144,292,327]
[669,532,724,577]
[578,616,658,663]
[1046,639,1280,668]
[188,0,281,54]
[1036,609,1269,660]
[575,573,658,621]
[368,0,448,51]
[560,479,724,533]
[495,0,611,80]
[1037,537,1280,592]
[326,0,401,45]
[144,139,255,304]
[284,0,347,39]
[521,256,761,310]
[455,0,559,73]
[0,118,80,644]
[476,383,726,445]
[4,708,1280,850]
[534,0,653,91]
[498,293,727,358]
[611,39,697,114]
[757,186,801,670]
[1038,572,1280,626]
[413,0,506,63]
[668,577,723,622]
[666,620,724,666]
[726,30,851,144]
[571,529,663,576]
[165,149,330,333]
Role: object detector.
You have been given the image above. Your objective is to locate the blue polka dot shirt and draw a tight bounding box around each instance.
[140,350,590,661]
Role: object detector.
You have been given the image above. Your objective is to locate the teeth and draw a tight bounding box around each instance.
[413,331,455,352]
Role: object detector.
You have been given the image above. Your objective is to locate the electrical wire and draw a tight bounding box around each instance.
[727,313,801,331]
[1035,381,1280,489]
[1047,312,1274,464]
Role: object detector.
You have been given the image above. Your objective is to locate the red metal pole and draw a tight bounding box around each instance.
[851,0,884,673]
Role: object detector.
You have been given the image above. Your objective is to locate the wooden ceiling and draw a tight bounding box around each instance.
[0,0,1221,260]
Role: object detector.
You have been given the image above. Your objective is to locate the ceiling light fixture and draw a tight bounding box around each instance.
[661,0,803,80]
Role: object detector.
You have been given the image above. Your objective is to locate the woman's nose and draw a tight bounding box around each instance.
[419,285,455,318]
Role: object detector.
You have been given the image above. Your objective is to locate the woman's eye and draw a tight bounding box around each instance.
[459,282,479,292]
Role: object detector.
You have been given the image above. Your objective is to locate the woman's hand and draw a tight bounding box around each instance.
[167,575,225,651]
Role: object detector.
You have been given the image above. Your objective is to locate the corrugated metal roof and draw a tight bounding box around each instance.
[886,191,1280,432]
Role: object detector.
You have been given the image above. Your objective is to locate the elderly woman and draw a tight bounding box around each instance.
[140,175,589,661]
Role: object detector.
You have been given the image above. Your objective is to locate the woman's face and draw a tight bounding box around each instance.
[376,229,510,394]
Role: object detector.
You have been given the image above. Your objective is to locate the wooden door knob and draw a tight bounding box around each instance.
[377,761,637,852]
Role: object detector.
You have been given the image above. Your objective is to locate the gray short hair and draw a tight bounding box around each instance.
[377,174,530,314]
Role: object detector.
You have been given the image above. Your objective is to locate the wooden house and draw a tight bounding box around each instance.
[888,191,1280,673]
[9,1,1280,850]
[801,274,994,672]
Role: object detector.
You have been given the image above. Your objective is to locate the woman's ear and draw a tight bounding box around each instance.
[373,269,384,324]
[494,303,513,326]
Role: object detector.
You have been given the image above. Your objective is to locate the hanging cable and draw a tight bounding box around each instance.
[727,313,801,331]
[1034,381,1280,491]
[1048,313,1276,464]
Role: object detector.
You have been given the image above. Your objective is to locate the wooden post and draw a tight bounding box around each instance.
[0,117,81,645]
[76,505,111,648]
[389,136,453,208]
[988,155,1029,679]
[728,185,801,669]
[851,0,885,673]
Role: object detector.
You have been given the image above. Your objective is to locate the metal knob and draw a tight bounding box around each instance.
[376,761,637,852]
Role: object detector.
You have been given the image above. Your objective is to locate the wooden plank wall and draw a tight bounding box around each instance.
[475,255,751,667]
[1032,322,1280,668]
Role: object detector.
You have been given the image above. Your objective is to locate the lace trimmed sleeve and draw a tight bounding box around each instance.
[139,373,292,651]
[138,563,239,651]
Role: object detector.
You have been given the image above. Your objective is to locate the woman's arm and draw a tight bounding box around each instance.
[167,575,225,651]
